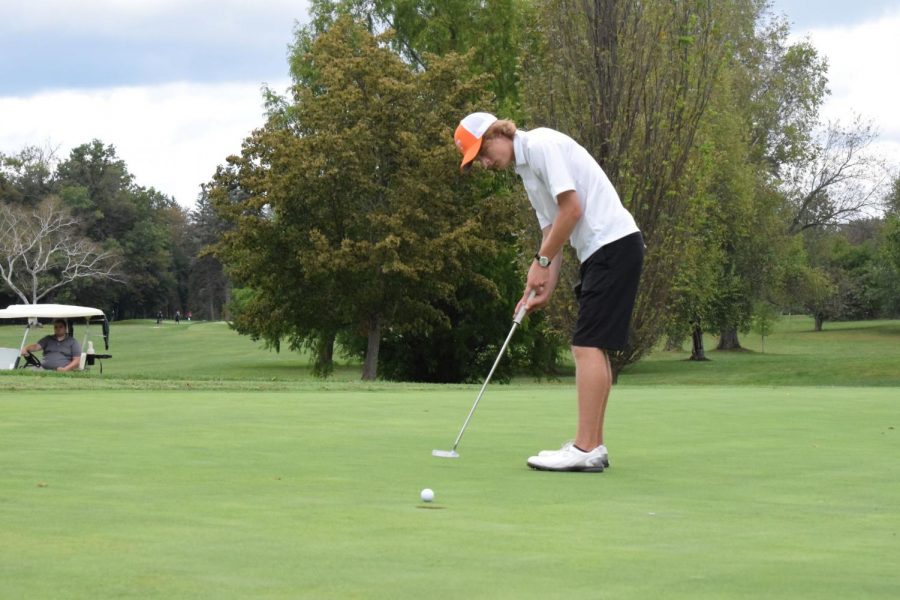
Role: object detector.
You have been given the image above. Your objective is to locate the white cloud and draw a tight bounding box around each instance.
[798,7,900,171]
[0,80,291,207]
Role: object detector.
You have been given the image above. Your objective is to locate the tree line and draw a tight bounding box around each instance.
[3,0,898,381]
[0,142,229,321]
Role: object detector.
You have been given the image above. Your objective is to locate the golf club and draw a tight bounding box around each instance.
[433,289,536,458]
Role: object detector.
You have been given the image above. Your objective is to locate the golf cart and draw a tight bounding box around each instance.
[0,304,111,372]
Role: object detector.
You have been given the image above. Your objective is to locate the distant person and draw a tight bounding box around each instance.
[186,311,192,321]
[174,310,181,324]
[156,310,163,325]
[20,319,82,372]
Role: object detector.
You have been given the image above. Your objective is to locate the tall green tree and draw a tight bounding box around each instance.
[187,187,231,320]
[523,0,758,373]
[878,209,900,316]
[887,175,900,216]
[212,17,521,380]
[298,0,532,114]
[739,13,828,173]
[55,141,186,318]
[662,60,759,359]
[712,9,826,348]
[660,7,834,351]
[0,145,58,206]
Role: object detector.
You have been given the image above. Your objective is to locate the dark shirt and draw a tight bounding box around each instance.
[38,335,82,370]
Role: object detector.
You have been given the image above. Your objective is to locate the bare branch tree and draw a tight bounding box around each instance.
[782,117,890,233]
[0,197,123,303]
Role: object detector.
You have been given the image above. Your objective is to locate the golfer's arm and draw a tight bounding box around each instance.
[22,342,41,354]
[538,190,582,265]
[540,225,564,290]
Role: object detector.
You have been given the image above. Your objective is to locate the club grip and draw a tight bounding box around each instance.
[514,289,537,324]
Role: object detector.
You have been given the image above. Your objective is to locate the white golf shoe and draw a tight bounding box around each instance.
[537,441,609,468]
[527,443,607,472]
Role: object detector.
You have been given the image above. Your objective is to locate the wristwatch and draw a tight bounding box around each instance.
[534,253,552,268]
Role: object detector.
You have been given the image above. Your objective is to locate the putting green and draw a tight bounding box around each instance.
[1,386,898,598]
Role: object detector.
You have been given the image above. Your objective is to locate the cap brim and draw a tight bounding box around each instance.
[459,140,482,171]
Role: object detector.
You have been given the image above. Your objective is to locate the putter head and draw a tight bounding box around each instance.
[432,449,459,458]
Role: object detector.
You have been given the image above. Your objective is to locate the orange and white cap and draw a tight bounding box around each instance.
[454,112,498,170]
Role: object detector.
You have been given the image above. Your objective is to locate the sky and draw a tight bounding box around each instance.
[1,0,899,209]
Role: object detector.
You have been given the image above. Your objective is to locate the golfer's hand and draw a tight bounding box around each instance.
[518,263,553,314]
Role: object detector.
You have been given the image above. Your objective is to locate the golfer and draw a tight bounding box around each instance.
[455,112,644,472]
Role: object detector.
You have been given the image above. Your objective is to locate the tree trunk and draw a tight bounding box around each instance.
[690,324,709,361]
[362,314,382,381]
[222,286,231,320]
[716,327,742,350]
[313,331,336,378]
[814,313,824,331]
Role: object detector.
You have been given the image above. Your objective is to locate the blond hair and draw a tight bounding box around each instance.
[482,119,517,141]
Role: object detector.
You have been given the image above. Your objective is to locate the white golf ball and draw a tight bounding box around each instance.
[420,488,434,503]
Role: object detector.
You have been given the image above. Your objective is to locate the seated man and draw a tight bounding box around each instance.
[21,319,82,372]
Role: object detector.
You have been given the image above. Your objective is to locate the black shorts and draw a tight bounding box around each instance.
[572,231,644,350]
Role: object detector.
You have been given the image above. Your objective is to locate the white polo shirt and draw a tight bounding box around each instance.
[513,128,639,263]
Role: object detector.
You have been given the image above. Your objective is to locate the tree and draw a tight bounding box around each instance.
[798,219,900,324]
[783,117,890,234]
[54,141,184,318]
[523,0,757,374]
[187,187,231,320]
[739,14,828,174]
[708,9,828,350]
[288,1,566,381]
[0,197,121,303]
[212,17,520,380]
[298,0,533,114]
[802,269,838,332]
[0,145,59,206]
[887,175,900,216]
[750,300,780,353]
[56,141,136,241]
[791,229,868,331]
[875,211,900,317]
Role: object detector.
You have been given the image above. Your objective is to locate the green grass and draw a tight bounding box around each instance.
[2,315,899,389]
[626,317,900,387]
[1,387,898,598]
[0,320,358,382]
[1,317,899,597]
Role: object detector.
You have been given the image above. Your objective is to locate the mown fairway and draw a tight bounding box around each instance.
[1,319,899,598]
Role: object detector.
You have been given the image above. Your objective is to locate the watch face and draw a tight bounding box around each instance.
[538,256,550,267]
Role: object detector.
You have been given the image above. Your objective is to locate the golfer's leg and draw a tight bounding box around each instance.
[572,345,611,451]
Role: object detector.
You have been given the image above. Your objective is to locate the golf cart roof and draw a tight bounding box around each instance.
[0,304,106,320]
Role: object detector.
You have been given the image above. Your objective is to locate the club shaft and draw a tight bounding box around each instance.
[450,320,521,452]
